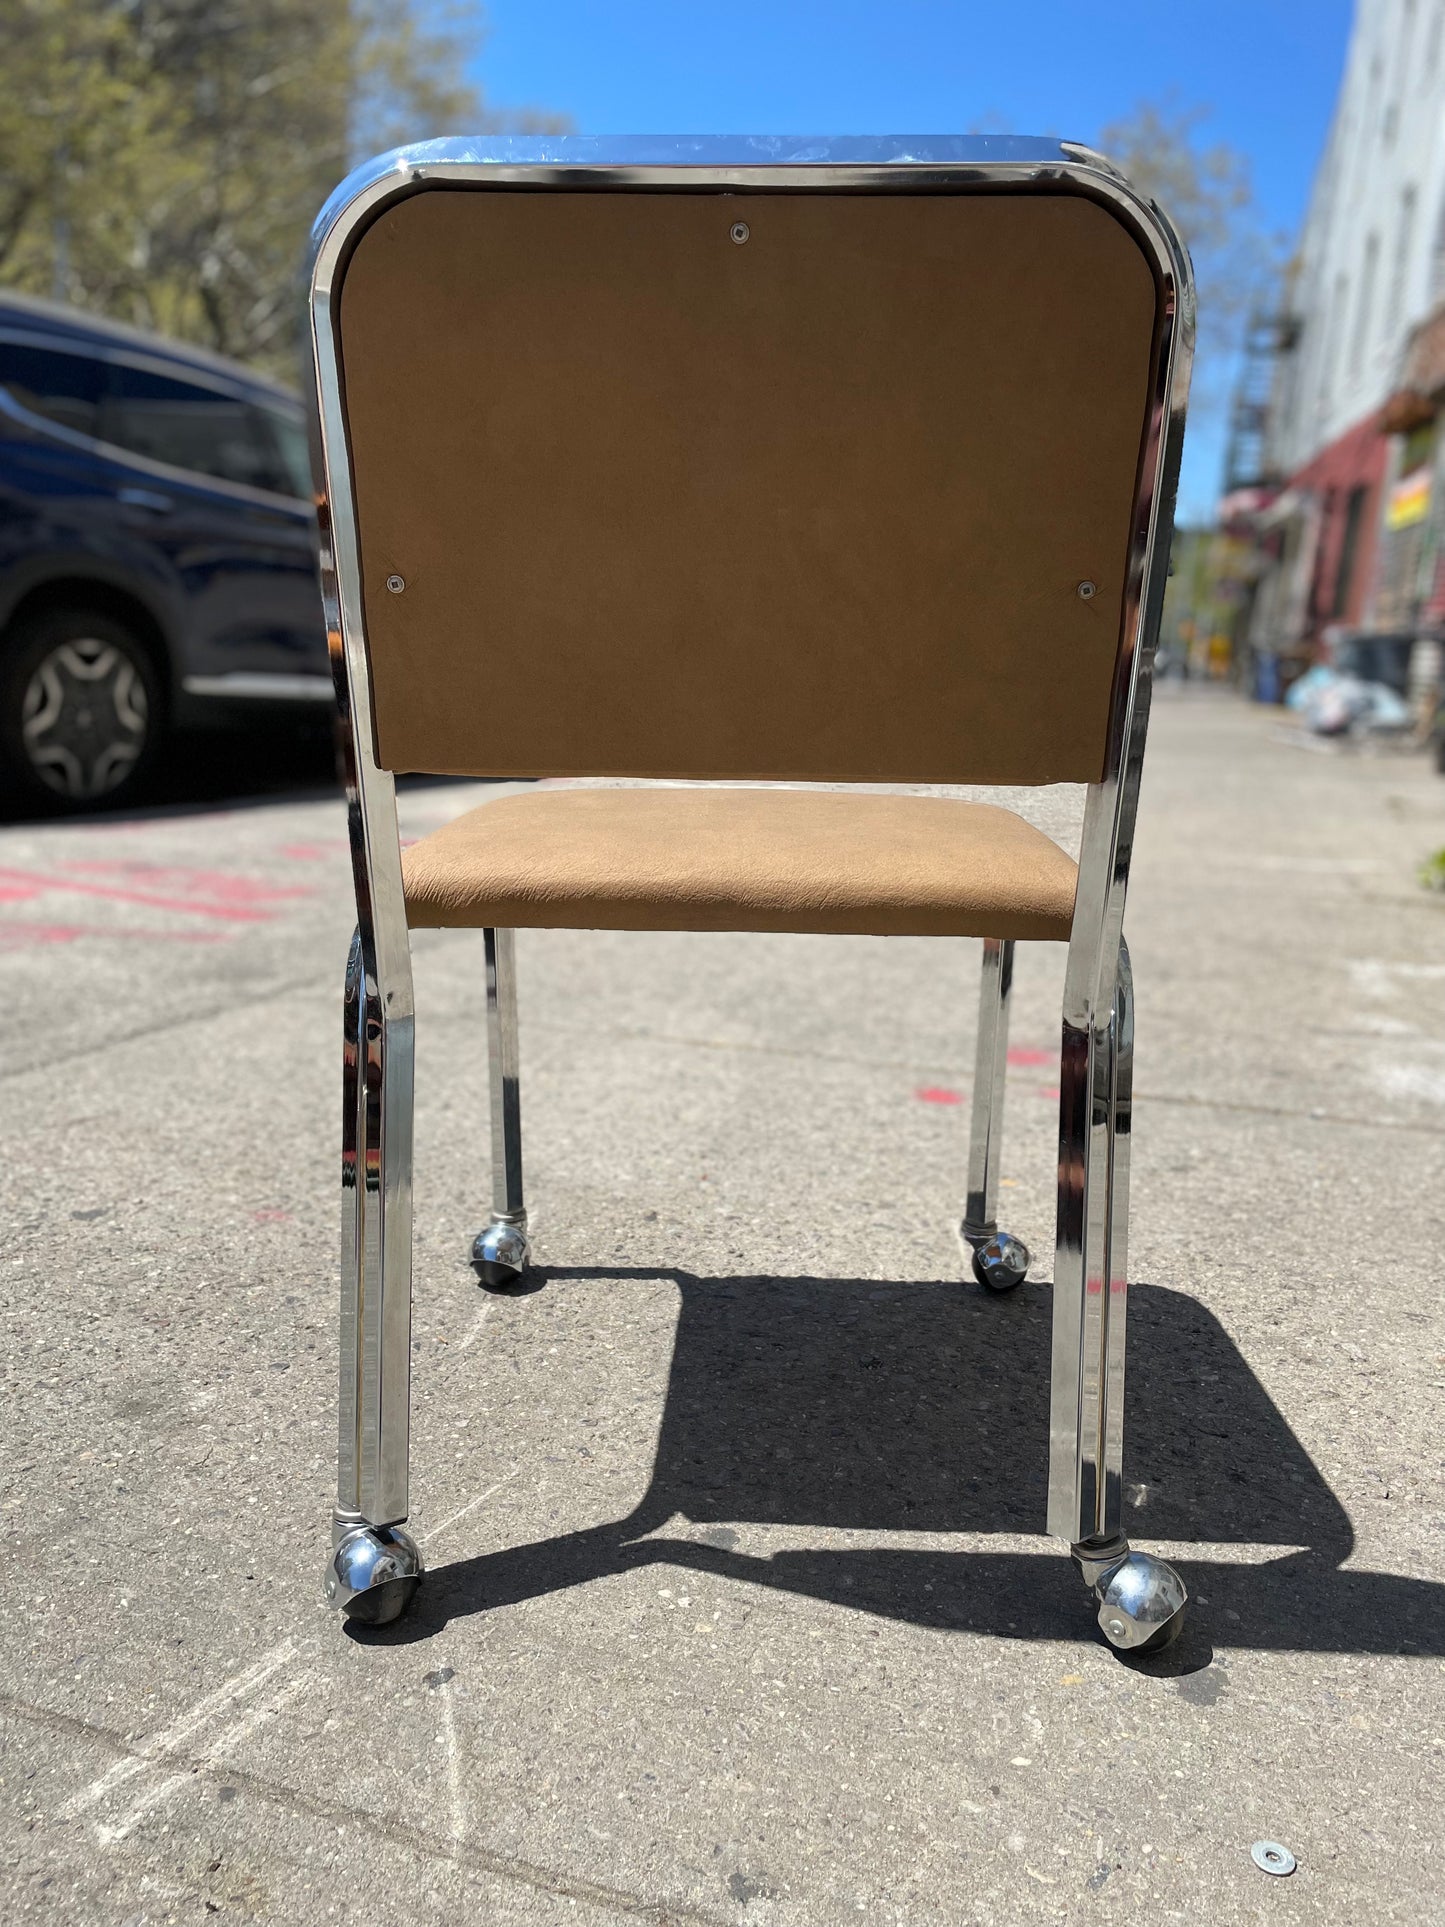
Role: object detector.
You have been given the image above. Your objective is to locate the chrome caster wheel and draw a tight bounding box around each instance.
[969,1231,1030,1292]
[1089,1550,1187,1654]
[326,1524,423,1626]
[471,1214,530,1289]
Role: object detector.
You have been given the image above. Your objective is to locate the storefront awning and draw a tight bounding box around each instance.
[1255,486,1308,531]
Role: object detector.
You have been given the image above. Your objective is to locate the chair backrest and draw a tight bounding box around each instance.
[327,170,1166,785]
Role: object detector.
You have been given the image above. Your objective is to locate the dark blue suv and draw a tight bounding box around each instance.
[0,292,329,809]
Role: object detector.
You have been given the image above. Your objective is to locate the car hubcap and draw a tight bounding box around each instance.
[21,639,149,798]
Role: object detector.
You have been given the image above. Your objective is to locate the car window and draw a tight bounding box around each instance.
[0,340,108,437]
[101,363,284,493]
[251,402,313,499]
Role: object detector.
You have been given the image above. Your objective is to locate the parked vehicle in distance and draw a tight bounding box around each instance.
[0,291,330,810]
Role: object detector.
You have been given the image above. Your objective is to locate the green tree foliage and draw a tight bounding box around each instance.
[0,0,565,378]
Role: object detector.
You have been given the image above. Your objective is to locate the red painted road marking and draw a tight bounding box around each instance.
[0,864,309,922]
[1007,1047,1054,1067]
[917,1076,1061,1105]
[63,860,313,909]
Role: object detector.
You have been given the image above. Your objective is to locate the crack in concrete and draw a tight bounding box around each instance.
[5,955,1443,1143]
[3,1690,726,1927]
[0,970,332,1083]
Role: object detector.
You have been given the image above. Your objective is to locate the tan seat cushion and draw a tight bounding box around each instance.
[402,787,1076,940]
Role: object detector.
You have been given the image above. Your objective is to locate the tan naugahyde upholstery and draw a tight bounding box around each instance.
[402,786,1077,940]
[340,182,1153,945]
[338,187,1158,788]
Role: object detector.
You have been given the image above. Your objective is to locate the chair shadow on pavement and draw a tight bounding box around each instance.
[362,1269,1445,1663]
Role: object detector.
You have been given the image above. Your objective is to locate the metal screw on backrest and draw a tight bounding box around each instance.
[386,574,406,594]
[1077,579,1097,600]
[730,222,750,245]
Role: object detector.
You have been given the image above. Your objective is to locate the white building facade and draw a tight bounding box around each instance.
[1273,0,1445,471]
[1249,0,1445,666]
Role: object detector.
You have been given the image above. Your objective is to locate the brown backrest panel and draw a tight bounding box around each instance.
[337,187,1159,782]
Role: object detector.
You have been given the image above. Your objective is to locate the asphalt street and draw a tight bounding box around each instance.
[1,687,1443,1925]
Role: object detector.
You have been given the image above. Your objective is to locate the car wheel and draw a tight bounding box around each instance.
[0,608,164,812]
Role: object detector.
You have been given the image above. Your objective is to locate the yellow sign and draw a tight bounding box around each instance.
[1386,467,1432,530]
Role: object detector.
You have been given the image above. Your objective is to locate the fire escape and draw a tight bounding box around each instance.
[1222,309,1300,495]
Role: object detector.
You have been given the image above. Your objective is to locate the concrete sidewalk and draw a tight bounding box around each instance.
[1,688,1442,1925]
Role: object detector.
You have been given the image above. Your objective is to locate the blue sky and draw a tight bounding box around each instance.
[470,0,1355,517]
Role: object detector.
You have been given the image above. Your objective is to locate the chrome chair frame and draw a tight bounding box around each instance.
[308,138,1196,1645]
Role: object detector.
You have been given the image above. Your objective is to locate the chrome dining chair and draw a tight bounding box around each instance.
[307,137,1195,1652]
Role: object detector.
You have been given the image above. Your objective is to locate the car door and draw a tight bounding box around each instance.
[97,356,324,683]
[0,335,152,594]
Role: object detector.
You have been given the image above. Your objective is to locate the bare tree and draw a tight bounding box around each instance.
[1097,100,1280,425]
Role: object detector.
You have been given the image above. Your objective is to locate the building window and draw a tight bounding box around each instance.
[1321,271,1350,412]
[1333,485,1370,618]
[1393,0,1416,131]
[1388,185,1418,328]
[1349,233,1380,376]
[1310,487,1339,619]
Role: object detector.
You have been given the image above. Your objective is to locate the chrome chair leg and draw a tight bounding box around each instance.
[1047,938,1185,1652]
[325,929,423,1625]
[961,938,1031,1291]
[472,926,532,1287]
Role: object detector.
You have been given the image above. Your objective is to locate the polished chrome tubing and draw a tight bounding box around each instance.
[485,928,526,1223]
[312,189,417,1533]
[337,930,365,1516]
[1047,939,1134,1543]
[1042,153,1190,1543]
[1101,940,1134,1531]
[963,938,1014,1239]
[1049,1009,1095,1539]
[355,941,415,1526]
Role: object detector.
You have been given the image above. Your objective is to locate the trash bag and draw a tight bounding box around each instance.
[1295,667,1412,736]
[1284,664,1334,713]
[1356,679,1412,729]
